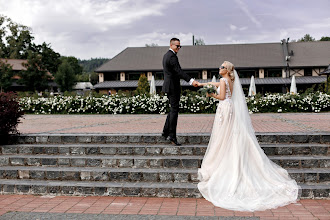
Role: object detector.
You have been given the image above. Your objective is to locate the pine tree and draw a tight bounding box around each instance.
[136,74,150,94]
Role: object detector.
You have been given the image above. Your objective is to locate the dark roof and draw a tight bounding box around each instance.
[288,42,330,67]
[94,76,327,89]
[96,41,330,73]
[0,59,27,70]
[96,43,286,72]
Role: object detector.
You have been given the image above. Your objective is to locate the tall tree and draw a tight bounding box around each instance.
[320,36,330,41]
[55,59,76,92]
[298,34,315,42]
[0,15,34,59]
[0,59,14,92]
[194,38,205,45]
[34,42,61,74]
[136,74,149,94]
[62,56,83,75]
[90,72,99,85]
[19,51,50,92]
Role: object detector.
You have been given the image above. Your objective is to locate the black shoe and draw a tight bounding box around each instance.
[168,137,181,146]
[161,132,168,139]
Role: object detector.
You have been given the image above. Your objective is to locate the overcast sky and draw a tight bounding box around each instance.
[1,0,329,60]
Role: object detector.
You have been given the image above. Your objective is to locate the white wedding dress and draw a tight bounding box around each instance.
[198,73,300,212]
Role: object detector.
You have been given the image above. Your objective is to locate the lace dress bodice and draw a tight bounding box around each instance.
[217,78,232,100]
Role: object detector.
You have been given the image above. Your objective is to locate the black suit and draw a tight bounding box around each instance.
[162,50,192,139]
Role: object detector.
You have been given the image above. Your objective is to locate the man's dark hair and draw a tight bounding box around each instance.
[170,38,180,44]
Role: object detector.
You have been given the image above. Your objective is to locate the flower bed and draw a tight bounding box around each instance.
[19,92,329,114]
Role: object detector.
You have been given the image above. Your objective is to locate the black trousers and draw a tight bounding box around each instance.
[163,92,180,139]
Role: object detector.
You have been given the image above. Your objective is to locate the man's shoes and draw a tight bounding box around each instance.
[168,137,181,146]
[161,133,168,139]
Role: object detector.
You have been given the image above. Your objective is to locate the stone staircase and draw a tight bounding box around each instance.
[0,133,329,198]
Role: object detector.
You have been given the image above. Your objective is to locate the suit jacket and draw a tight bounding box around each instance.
[162,50,192,94]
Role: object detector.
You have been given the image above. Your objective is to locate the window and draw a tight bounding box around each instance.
[185,71,200,79]
[127,72,145,80]
[155,72,164,80]
[104,73,119,81]
[304,68,312,76]
[237,70,259,78]
[265,69,282,77]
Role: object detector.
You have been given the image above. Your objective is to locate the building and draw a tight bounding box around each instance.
[94,40,329,94]
[0,58,57,92]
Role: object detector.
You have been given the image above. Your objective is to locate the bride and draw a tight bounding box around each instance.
[197,61,300,212]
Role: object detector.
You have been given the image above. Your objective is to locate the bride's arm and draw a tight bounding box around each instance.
[198,82,221,87]
[209,80,226,100]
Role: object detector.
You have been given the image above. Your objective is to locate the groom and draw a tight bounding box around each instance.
[162,38,199,146]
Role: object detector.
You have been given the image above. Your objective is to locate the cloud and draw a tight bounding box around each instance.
[230,24,237,31]
[234,0,262,28]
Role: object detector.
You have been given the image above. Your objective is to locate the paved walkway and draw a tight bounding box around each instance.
[0,195,329,220]
[18,113,330,134]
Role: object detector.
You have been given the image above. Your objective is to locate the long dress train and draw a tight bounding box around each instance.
[198,77,300,212]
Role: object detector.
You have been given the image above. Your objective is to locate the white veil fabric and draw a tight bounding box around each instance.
[198,70,301,212]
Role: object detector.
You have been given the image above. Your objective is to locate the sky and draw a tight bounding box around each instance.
[1,0,330,60]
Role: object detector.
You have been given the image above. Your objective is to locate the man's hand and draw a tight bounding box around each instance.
[192,80,199,87]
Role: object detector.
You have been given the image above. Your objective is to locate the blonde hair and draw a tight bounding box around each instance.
[223,61,235,82]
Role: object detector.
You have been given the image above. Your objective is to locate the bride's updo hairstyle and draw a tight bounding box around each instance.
[223,61,235,82]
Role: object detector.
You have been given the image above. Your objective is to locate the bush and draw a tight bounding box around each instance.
[0,92,24,144]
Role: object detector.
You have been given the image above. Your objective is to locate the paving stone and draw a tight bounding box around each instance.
[92,172,108,181]
[301,160,319,168]
[143,136,156,143]
[195,147,206,155]
[143,173,158,181]
[24,136,36,144]
[159,173,173,182]
[133,147,145,155]
[313,189,329,198]
[5,170,18,179]
[86,147,99,155]
[157,188,172,197]
[100,147,116,155]
[62,136,76,143]
[276,147,293,155]
[262,147,275,155]
[321,135,330,144]
[179,147,194,155]
[77,136,92,143]
[188,136,201,144]
[174,173,189,183]
[164,159,181,168]
[41,158,57,166]
[91,136,105,143]
[19,146,33,154]
[48,136,61,143]
[71,147,85,155]
[130,172,143,181]
[182,159,199,168]
[201,136,210,144]
[187,188,202,198]
[110,172,129,181]
[86,159,102,167]
[2,146,18,154]
[102,159,117,167]
[63,171,80,180]
[62,186,75,195]
[49,186,60,194]
[319,159,330,168]
[319,173,330,182]
[119,159,133,167]
[281,160,300,168]
[173,188,186,197]
[146,147,161,155]
[123,187,141,196]
[27,158,40,166]
[115,136,129,143]
[163,147,178,155]
[311,147,328,155]
[289,173,303,183]
[44,147,58,154]
[30,171,45,180]
[117,147,133,155]
[293,135,308,143]
[141,188,157,197]
[71,158,86,167]
[294,147,311,155]
[177,136,187,144]
[33,147,44,154]
[18,170,29,179]
[80,172,91,180]
[10,158,25,166]
[304,173,318,183]
[277,135,292,143]
[31,185,47,194]
[128,135,141,143]
[190,173,199,182]
[35,136,48,143]
[16,185,30,193]
[107,187,122,196]
[46,171,61,180]
[149,159,162,168]
[58,158,70,166]
[133,159,148,168]
[309,135,321,143]
[3,184,15,193]
[94,187,107,195]
[58,147,70,155]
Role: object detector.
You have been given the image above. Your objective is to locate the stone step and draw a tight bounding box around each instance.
[0,179,328,198]
[0,166,329,184]
[10,133,330,145]
[1,143,329,156]
[0,154,329,169]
